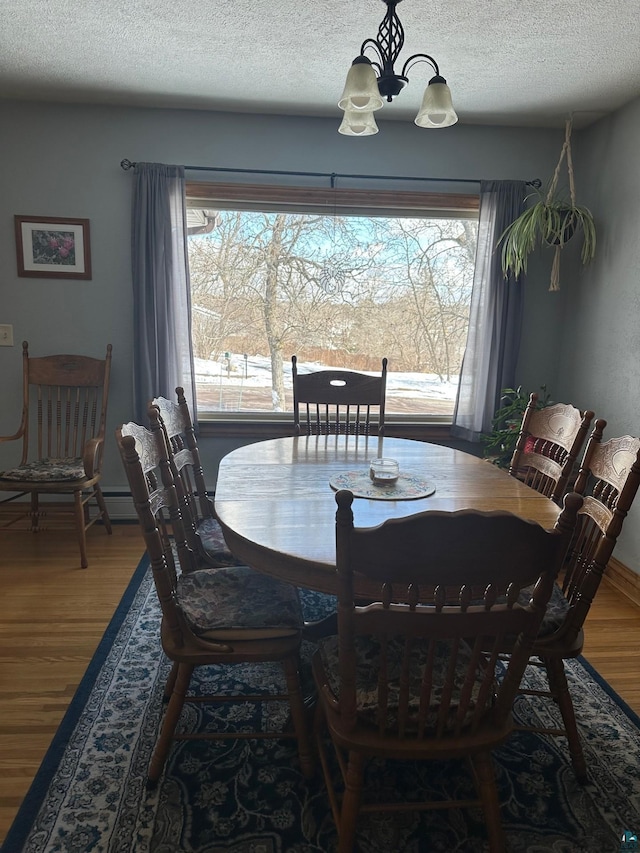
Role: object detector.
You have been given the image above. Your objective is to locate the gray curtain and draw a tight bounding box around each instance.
[451,180,526,442]
[131,163,196,424]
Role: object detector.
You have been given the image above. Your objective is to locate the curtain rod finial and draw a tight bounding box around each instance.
[121,159,136,171]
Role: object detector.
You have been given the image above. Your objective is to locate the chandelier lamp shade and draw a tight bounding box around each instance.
[338,0,457,135]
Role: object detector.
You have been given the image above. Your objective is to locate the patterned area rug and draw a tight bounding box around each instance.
[5,556,640,853]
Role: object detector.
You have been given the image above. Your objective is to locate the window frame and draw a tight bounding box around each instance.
[186,181,479,439]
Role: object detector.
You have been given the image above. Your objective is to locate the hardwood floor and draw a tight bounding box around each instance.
[580,579,640,708]
[1,523,640,844]
[0,524,143,844]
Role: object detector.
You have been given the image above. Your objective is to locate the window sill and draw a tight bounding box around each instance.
[198,419,454,442]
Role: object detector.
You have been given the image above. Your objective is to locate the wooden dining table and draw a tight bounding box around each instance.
[214,435,562,597]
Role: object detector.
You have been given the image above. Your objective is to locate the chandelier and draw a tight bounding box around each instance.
[338,0,457,136]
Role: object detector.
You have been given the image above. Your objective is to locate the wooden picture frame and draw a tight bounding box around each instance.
[15,216,92,280]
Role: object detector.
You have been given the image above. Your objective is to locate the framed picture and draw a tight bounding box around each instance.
[14,216,92,280]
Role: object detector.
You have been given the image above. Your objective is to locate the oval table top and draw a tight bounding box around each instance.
[214,435,561,596]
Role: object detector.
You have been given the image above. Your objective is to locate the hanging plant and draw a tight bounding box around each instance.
[498,118,596,291]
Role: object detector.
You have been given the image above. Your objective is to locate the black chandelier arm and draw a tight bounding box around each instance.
[400,52,440,80]
[360,38,384,75]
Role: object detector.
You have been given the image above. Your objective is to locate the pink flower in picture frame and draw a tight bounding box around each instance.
[14,215,92,280]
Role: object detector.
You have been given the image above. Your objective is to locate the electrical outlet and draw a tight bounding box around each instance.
[0,324,14,346]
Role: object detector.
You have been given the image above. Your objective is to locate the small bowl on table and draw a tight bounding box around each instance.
[369,458,399,486]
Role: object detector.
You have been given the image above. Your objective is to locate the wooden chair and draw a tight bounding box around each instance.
[291,355,387,436]
[116,417,314,786]
[508,392,594,502]
[514,419,640,783]
[0,341,113,568]
[150,387,239,568]
[312,488,581,853]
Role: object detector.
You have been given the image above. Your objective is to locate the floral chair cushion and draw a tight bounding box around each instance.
[196,517,243,567]
[177,564,303,641]
[519,580,569,637]
[0,457,85,482]
[316,634,495,734]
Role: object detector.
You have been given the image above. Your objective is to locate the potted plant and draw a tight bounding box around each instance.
[481,385,552,469]
[499,119,596,291]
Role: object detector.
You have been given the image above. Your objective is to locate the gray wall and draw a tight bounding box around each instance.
[3,97,636,568]
[553,99,640,571]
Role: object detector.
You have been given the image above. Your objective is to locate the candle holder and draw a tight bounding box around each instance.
[369,458,399,485]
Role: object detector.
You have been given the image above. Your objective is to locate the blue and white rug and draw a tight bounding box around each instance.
[4,556,640,853]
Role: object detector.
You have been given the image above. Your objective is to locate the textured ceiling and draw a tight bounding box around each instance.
[2,0,640,128]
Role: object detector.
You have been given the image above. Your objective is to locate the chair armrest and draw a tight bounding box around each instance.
[0,426,26,443]
[83,437,104,478]
[0,406,28,444]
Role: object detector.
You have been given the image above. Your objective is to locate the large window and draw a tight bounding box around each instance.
[186,183,478,421]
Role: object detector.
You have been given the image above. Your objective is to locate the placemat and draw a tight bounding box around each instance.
[329,470,436,501]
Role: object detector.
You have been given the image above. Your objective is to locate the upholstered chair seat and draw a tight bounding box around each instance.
[317,634,493,733]
[177,564,303,640]
[520,582,570,637]
[0,457,86,482]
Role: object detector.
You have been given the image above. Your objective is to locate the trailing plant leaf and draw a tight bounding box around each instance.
[498,190,596,285]
[498,116,596,290]
[578,208,597,265]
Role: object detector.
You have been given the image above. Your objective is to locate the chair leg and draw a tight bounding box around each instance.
[163,661,179,701]
[543,656,588,784]
[282,655,315,779]
[94,484,113,534]
[338,751,364,853]
[73,491,88,568]
[148,662,194,786]
[314,701,343,833]
[30,492,40,531]
[472,751,507,853]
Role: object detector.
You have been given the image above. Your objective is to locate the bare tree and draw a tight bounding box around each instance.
[372,217,475,380]
[187,208,477,409]
[189,210,382,408]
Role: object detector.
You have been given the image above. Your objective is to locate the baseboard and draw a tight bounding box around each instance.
[103,492,137,521]
[604,556,640,609]
[0,492,137,523]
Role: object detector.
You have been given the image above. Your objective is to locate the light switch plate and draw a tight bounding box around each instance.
[0,324,14,346]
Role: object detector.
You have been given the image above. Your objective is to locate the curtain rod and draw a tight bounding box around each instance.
[119,159,541,189]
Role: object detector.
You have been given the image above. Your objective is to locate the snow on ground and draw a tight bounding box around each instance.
[194,354,459,403]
